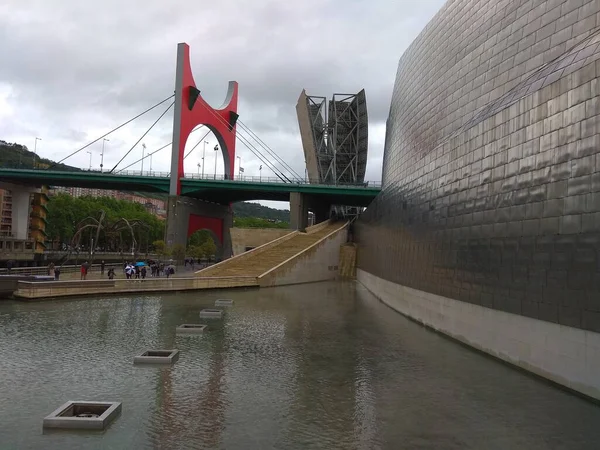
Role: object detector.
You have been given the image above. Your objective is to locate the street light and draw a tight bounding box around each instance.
[141,143,146,174]
[149,153,153,174]
[197,163,201,175]
[236,156,241,180]
[86,151,92,170]
[33,137,42,168]
[202,140,208,178]
[213,144,219,179]
[259,164,262,182]
[101,138,109,173]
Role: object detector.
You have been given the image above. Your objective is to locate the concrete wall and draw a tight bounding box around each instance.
[259,223,347,287]
[230,228,292,255]
[358,268,600,401]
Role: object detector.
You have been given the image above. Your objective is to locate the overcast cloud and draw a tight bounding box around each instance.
[0,0,445,208]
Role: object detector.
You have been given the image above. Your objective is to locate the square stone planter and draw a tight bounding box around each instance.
[199,309,223,319]
[176,324,207,334]
[43,401,121,430]
[133,349,179,364]
[215,299,234,307]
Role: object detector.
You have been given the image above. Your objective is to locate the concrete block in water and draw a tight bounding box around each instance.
[215,299,234,307]
[199,309,223,319]
[133,349,179,364]
[176,324,207,334]
[43,401,121,430]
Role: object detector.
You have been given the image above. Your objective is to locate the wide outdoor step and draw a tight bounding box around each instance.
[197,222,341,278]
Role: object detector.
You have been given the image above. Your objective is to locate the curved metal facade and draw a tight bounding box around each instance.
[357,0,600,332]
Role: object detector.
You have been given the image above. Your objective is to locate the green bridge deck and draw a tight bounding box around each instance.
[0,168,381,206]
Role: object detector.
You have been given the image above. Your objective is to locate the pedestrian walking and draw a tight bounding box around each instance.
[47,262,55,278]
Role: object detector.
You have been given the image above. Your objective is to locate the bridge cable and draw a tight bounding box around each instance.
[237,119,303,179]
[109,100,174,173]
[115,142,172,173]
[48,94,175,169]
[114,125,212,173]
[200,104,292,183]
[183,129,211,160]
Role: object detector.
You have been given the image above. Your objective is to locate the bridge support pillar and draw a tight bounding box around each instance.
[290,193,308,231]
[165,196,233,260]
[291,193,333,231]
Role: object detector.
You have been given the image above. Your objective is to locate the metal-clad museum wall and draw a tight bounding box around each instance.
[357,0,600,332]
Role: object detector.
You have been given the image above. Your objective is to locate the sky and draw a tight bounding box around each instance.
[0,0,446,209]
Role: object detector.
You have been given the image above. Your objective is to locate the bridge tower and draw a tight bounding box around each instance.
[166,43,239,258]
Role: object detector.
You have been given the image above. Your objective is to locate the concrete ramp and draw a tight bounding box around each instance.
[195,221,346,282]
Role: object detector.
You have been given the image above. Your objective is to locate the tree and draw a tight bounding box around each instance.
[45,193,165,251]
[170,243,186,262]
[153,240,168,256]
[187,229,212,248]
[187,245,204,259]
[199,238,217,258]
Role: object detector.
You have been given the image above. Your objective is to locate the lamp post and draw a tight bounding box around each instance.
[259,164,262,182]
[101,138,109,173]
[149,153,153,174]
[213,144,219,179]
[33,137,42,168]
[141,143,146,175]
[197,163,201,175]
[202,140,208,178]
[86,151,92,170]
[236,156,241,180]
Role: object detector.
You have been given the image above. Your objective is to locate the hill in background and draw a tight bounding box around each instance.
[0,140,81,171]
[0,140,290,222]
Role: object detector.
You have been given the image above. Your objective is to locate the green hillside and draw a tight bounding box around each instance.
[0,140,80,171]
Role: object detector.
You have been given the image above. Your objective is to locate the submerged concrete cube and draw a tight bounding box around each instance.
[199,309,223,319]
[133,349,179,365]
[43,401,121,430]
[176,324,207,334]
[215,299,234,307]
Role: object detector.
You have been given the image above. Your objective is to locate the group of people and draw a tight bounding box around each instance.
[44,259,175,281]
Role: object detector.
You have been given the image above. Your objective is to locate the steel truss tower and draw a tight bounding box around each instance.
[296,90,368,186]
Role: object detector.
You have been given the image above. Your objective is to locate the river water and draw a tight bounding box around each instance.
[0,281,599,449]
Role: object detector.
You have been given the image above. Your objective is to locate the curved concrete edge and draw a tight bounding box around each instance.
[258,221,348,287]
[14,276,258,300]
[195,229,299,277]
[357,268,600,402]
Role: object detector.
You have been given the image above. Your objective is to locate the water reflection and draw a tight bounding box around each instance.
[0,282,599,449]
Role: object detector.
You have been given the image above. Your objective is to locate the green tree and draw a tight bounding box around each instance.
[45,193,165,251]
[187,245,204,259]
[199,238,217,258]
[170,243,186,262]
[153,240,168,256]
[187,229,212,247]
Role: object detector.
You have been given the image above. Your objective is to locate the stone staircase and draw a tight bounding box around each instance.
[196,221,342,278]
